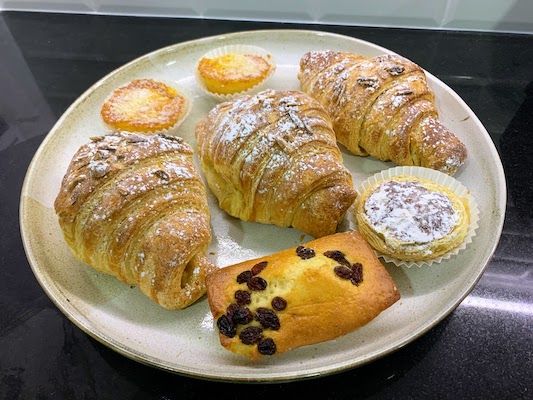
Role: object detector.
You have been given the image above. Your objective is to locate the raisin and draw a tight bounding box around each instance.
[236,270,253,284]
[239,326,263,345]
[257,338,276,355]
[351,262,363,286]
[296,245,315,259]
[334,265,353,280]
[255,307,280,330]
[271,296,287,311]
[226,303,240,318]
[247,276,267,291]
[334,261,364,286]
[217,315,236,338]
[251,261,268,275]
[234,290,251,305]
[324,250,351,267]
[231,306,253,325]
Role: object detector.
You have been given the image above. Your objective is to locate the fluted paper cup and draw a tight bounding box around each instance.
[101,79,193,136]
[195,44,276,101]
[349,166,479,268]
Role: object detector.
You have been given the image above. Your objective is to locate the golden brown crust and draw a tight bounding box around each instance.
[298,51,467,175]
[100,79,188,133]
[206,231,400,360]
[195,89,357,238]
[355,175,470,261]
[197,53,273,95]
[54,131,215,310]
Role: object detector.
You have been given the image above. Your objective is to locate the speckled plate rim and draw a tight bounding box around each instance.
[19,29,507,383]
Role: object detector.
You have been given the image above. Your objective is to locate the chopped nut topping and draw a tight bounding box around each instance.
[396,90,413,96]
[387,65,405,75]
[154,170,170,181]
[356,77,378,88]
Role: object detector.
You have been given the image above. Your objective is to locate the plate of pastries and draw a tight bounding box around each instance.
[20,30,506,382]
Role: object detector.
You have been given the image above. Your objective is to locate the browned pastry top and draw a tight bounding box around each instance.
[299,51,467,175]
[195,89,357,238]
[206,231,400,360]
[54,131,215,309]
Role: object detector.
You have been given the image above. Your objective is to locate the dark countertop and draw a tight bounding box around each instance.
[1,11,532,399]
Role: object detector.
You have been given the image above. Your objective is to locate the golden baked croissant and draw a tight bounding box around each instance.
[54,131,216,310]
[299,51,467,175]
[195,89,357,238]
[206,231,400,360]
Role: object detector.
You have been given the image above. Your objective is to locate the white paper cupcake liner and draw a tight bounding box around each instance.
[101,78,193,136]
[349,166,480,268]
[195,44,276,102]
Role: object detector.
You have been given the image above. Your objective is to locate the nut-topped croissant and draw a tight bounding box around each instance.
[195,89,357,238]
[54,131,216,310]
[299,51,467,175]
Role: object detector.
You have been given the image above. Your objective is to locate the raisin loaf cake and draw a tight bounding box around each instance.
[205,231,400,360]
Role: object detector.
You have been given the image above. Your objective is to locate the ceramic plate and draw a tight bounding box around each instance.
[20,30,506,382]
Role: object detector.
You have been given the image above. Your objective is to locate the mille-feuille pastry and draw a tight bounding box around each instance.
[299,51,467,175]
[100,78,190,133]
[195,89,357,238]
[355,175,470,261]
[206,231,400,360]
[197,50,275,96]
[54,131,215,310]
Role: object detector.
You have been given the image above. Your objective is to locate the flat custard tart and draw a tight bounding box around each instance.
[101,78,189,133]
[355,175,470,262]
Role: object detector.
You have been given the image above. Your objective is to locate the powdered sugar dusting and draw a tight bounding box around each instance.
[364,180,458,244]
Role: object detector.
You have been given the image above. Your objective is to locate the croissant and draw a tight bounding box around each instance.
[54,131,216,310]
[299,51,467,175]
[195,89,357,238]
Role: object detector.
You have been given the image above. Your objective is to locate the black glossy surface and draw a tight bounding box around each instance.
[1,11,532,399]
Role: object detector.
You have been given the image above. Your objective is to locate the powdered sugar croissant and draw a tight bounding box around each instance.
[195,89,357,238]
[299,51,467,175]
[54,131,215,310]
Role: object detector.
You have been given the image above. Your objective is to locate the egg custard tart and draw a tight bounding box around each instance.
[197,52,274,96]
[101,78,190,133]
